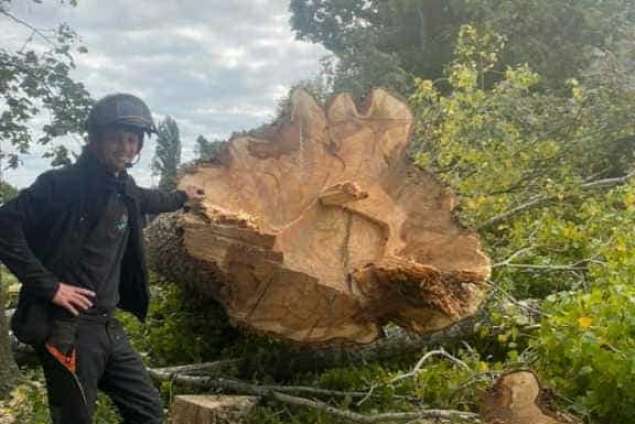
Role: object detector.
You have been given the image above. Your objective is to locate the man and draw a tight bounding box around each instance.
[0,93,203,423]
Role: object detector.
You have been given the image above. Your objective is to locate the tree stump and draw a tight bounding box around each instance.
[170,395,257,424]
[145,88,491,346]
[480,370,581,424]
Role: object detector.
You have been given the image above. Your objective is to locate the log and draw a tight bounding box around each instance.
[170,395,257,424]
[146,88,491,346]
[480,370,580,424]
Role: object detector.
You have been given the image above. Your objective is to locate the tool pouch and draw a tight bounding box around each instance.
[45,318,79,373]
[11,298,52,346]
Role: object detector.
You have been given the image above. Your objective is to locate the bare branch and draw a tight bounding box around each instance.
[148,371,479,423]
[478,195,552,230]
[18,30,36,53]
[148,370,418,403]
[482,280,545,318]
[478,170,635,230]
[497,263,587,271]
[0,9,57,48]
[493,246,535,267]
[149,359,240,378]
[390,348,471,385]
[270,391,480,423]
[581,170,635,188]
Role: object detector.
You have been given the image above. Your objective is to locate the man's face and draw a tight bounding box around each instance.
[94,127,142,173]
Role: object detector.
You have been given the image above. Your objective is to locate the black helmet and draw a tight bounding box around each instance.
[86,93,156,137]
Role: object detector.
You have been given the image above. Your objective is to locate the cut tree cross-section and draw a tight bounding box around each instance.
[145,88,491,346]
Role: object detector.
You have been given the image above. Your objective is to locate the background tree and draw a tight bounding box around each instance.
[195,135,225,162]
[290,0,635,96]
[0,1,92,168]
[0,181,17,205]
[152,116,181,191]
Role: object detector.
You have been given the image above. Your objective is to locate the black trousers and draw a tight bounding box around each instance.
[38,316,163,424]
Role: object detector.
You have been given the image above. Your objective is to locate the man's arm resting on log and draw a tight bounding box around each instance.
[136,184,204,214]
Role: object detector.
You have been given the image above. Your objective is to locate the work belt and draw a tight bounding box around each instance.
[78,309,114,323]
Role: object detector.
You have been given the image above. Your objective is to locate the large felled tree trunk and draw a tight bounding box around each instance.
[146,88,491,346]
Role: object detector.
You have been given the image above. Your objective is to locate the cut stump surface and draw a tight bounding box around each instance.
[170,395,257,424]
[146,88,491,346]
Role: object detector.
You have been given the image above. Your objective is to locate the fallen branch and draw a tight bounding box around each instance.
[482,280,544,319]
[149,369,480,423]
[149,369,420,403]
[492,247,535,267]
[390,348,471,385]
[496,263,587,271]
[358,348,476,407]
[150,359,240,377]
[270,391,480,423]
[478,195,552,230]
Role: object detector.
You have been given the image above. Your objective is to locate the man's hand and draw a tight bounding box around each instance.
[51,283,95,316]
[184,185,205,201]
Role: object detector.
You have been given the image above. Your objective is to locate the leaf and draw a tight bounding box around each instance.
[578,316,593,329]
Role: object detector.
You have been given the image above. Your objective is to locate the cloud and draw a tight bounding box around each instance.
[3,0,327,188]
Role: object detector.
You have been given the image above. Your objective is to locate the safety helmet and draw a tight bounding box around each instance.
[85,93,157,143]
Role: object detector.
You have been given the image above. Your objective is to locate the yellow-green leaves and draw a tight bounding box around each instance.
[534,284,635,421]
[455,25,506,75]
[408,23,635,423]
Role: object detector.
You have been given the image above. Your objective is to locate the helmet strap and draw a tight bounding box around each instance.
[125,152,141,169]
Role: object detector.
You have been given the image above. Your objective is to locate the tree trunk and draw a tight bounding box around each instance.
[146,88,491,347]
[0,283,18,396]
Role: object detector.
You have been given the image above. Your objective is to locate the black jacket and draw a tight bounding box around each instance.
[0,152,187,344]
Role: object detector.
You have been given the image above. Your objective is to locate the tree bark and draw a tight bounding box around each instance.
[0,280,19,396]
[146,88,491,347]
[480,371,581,424]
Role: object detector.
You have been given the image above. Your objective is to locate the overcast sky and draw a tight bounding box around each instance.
[3,0,327,188]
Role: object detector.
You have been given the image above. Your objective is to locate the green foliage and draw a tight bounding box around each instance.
[410,24,635,298]
[528,184,635,422]
[151,116,181,191]
[118,280,239,367]
[245,349,492,424]
[289,0,635,95]
[533,284,635,422]
[194,135,225,162]
[275,78,331,118]
[0,1,93,168]
[0,181,17,205]
[407,25,635,423]
[1,266,19,309]
[289,0,454,96]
